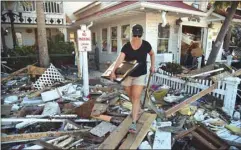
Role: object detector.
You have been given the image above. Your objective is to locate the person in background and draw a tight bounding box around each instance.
[110,24,155,133]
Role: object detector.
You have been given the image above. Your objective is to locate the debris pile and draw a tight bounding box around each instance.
[1,63,241,149]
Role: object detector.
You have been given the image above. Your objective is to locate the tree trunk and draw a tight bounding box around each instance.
[36,1,49,67]
[223,26,232,51]
[206,1,238,65]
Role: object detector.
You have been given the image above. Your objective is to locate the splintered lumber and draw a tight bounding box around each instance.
[119,113,156,149]
[165,84,217,117]
[27,65,46,76]
[98,115,133,149]
[233,69,241,77]
[57,136,74,148]
[65,139,83,149]
[1,66,28,82]
[184,68,224,78]
[99,113,156,149]
[1,130,85,143]
[210,71,231,82]
[91,103,108,116]
[34,140,61,150]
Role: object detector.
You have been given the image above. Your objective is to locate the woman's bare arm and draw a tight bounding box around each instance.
[110,52,126,81]
[149,50,155,73]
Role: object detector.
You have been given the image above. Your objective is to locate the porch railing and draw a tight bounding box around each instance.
[21,1,63,14]
[151,69,241,116]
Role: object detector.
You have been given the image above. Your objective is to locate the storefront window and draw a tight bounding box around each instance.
[102,28,107,52]
[111,26,117,52]
[121,24,130,46]
[157,23,170,53]
[16,32,23,46]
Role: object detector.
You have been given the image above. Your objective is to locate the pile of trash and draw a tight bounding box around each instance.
[1,63,241,150]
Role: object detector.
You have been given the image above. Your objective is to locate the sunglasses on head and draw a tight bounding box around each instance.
[133,35,142,37]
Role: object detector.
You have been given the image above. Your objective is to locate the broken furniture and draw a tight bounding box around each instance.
[174,125,229,149]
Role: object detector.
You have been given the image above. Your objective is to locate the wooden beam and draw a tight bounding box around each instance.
[98,115,132,149]
[165,84,217,117]
[1,130,86,143]
[119,113,149,149]
[119,113,157,149]
[1,66,28,82]
[129,113,157,149]
[192,131,217,149]
[34,140,61,150]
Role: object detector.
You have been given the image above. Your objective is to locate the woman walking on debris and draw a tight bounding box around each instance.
[110,24,155,133]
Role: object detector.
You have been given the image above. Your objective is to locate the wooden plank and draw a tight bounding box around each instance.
[1,130,85,143]
[129,113,157,149]
[98,115,132,149]
[165,83,217,117]
[119,113,149,149]
[34,140,61,150]
[192,131,217,149]
[210,71,231,82]
[1,66,28,82]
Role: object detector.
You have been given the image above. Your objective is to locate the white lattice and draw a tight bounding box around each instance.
[33,64,65,90]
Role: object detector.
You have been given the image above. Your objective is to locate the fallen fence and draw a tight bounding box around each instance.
[151,69,241,116]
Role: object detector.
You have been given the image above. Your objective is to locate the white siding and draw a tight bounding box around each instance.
[145,12,179,65]
[5,28,35,49]
[90,13,146,63]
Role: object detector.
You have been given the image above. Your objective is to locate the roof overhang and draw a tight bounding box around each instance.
[75,2,208,25]
[141,2,207,17]
[73,1,101,15]
[207,13,241,23]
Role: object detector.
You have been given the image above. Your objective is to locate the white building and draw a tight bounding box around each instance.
[73,1,241,67]
[1,1,82,49]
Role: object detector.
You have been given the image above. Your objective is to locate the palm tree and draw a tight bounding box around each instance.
[206,1,240,65]
[36,1,49,67]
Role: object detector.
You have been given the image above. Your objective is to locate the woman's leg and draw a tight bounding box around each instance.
[124,86,132,100]
[131,85,144,122]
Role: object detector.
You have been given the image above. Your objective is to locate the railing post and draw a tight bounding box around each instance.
[222,77,241,117]
[226,55,232,66]
[197,57,202,69]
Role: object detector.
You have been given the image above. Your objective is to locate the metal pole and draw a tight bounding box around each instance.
[142,72,152,109]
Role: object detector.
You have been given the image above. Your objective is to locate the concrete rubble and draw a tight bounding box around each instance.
[1,63,241,150]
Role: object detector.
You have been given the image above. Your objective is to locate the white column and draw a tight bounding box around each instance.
[226,55,233,66]
[197,57,202,69]
[222,77,241,117]
[82,51,89,97]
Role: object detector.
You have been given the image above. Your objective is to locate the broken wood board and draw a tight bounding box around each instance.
[165,84,217,117]
[210,71,232,82]
[119,113,156,149]
[182,68,224,78]
[91,103,108,116]
[41,83,76,102]
[96,92,120,102]
[174,125,229,149]
[129,113,157,149]
[98,114,135,149]
[27,65,46,76]
[1,66,28,82]
[181,64,215,76]
[34,140,61,150]
[75,99,95,118]
[90,121,117,137]
[1,130,86,143]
